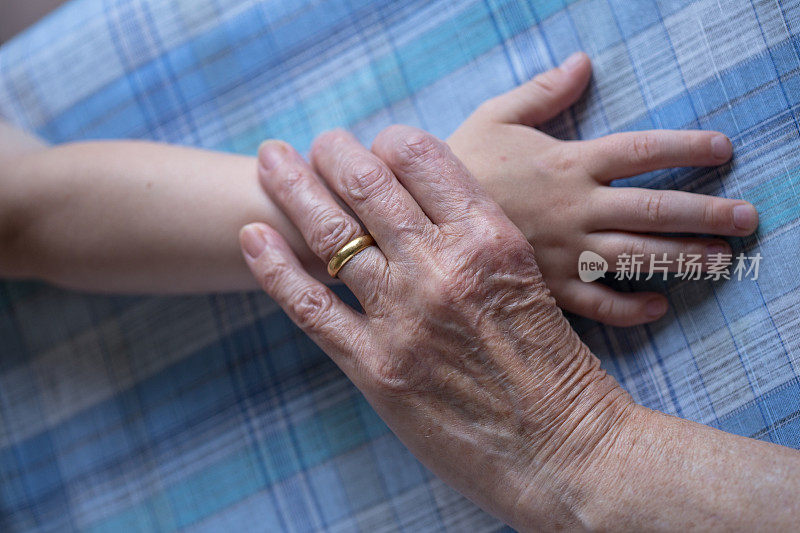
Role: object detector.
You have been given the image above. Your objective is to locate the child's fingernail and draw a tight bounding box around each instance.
[711,134,732,161]
[561,51,585,72]
[646,298,667,319]
[241,225,268,260]
[733,203,758,231]
[258,141,288,171]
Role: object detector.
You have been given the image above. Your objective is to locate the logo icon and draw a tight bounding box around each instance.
[578,251,608,282]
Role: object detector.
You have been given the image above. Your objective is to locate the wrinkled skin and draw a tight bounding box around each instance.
[240,122,800,532]
[239,126,632,529]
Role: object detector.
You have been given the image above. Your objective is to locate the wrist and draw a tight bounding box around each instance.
[522,396,639,532]
[500,325,640,530]
[564,403,659,531]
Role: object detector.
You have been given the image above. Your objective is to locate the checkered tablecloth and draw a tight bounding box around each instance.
[1,0,799,531]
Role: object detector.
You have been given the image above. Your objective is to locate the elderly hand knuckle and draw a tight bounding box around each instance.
[260,260,292,293]
[395,132,441,166]
[291,287,334,329]
[427,256,486,308]
[310,210,359,258]
[368,355,415,396]
[275,166,306,199]
[442,225,534,279]
[342,160,390,200]
[476,224,529,255]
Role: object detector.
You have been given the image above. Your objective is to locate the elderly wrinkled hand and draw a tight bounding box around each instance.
[238,126,632,529]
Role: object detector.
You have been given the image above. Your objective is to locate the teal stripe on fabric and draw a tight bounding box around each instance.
[35,0,582,148]
[37,0,413,141]
[0,319,390,523]
[218,0,775,156]
[3,1,800,531]
[745,163,800,235]
[85,397,389,532]
[223,0,576,154]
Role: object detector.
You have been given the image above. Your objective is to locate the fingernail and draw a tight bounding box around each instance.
[646,298,667,319]
[706,243,730,257]
[561,51,585,72]
[711,134,732,161]
[733,203,758,231]
[259,141,287,171]
[241,225,268,260]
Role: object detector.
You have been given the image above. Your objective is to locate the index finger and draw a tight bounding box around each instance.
[371,125,499,227]
[240,222,369,380]
[310,129,432,256]
[256,140,389,305]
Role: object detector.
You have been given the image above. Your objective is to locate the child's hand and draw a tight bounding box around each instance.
[448,52,758,327]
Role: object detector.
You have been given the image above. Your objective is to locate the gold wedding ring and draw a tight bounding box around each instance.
[327,235,376,278]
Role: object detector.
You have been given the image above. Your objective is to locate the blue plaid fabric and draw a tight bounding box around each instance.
[1,0,799,531]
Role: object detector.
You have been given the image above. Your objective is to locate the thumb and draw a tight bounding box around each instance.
[480,51,592,126]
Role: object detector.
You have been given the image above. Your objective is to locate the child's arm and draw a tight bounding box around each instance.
[1,51,757,326]
[0,130,320,293]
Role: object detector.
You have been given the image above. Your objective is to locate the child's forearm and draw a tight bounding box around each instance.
[1,139,322,293]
